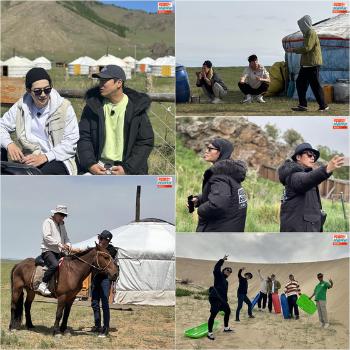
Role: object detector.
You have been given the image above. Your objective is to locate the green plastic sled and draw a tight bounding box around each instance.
[296,294,317,315]
[184,320,220,339]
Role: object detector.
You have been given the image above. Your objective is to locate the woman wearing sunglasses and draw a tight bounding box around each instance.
[188,138,248,232]
[278,142,344,232]
[0,67,79,174]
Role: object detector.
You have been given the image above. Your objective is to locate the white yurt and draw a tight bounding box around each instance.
[68,56,97,76]
[95,54,131,79]
[33,56,52,70]
[151,55,175,77]
[0,60,3,76]
[123,56,137,70]
[2,56,34,77]
[135,57,155,73]
[73,219,175,306]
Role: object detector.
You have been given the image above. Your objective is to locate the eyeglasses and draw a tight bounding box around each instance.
[302,151,316,159]
[32,87,52,96]
[206,146,219,152]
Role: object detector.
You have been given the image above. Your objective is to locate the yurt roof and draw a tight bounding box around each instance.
[123,56,136,63]
[96,54,126,67]
[3,56,33,66]
[138,57,155,64]
[154,56,175,65]
[33,56,51,64]
[69,56,97,66]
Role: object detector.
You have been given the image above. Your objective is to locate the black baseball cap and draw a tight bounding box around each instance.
[92,65,126,81]
[98,230,113,242]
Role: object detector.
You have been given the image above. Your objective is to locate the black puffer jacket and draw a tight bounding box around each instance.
[77,87,154,174]
[209,259,229,302]
[196,160,248,232]
[278,160,331,232]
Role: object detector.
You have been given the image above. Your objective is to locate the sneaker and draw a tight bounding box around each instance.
[211,97,223,104]
[242,94,252,103]
[295,316,300,320]
[37,282,51,296]
[98,327,109,338]
[319,322,325,328]
[235,319,240,322]
[91,326,101,333]
[324,323,330,328]
[248,315,255,319]
[256,95,266,103]
[318,106,330,112]
[291,105,308,112]
[223,328,234,333]
[207,332,215,340]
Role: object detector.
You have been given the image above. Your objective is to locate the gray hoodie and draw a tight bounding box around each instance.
[297,15,312,36]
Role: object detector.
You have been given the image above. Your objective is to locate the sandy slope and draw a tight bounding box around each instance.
[176,258,349,349]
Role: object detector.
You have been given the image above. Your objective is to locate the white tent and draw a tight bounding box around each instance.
[33,56,52,70]
[68,56,97,76]
[2,56,34,77]
[95,54,131,79]
[123,56,136,70]
[151,56,175,77]
[73,219,175,306]
[136,57,155,73]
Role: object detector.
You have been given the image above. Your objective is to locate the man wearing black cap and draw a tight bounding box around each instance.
[77,65,154,175]
[195,60,228,103]
[278,143,344,232]
[91,230,117,337]
[0,67,79,174]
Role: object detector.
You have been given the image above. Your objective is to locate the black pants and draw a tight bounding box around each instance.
[257,292,267,309]
[236,293,252,320]
[238,82,269,96]
[296,66,327,108]
[268,293,273,312]
[42,251,61,283]
[208,298,231,332]
[287,294,299,318]
[91,275,111,329]
[38,161,69,175]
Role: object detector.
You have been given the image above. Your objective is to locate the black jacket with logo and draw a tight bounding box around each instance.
[77,87,154,174]
[278,160,331,232]
[209,259,229,302]
[196,160,248,232]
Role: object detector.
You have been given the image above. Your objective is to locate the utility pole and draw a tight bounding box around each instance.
[135,185,141,222]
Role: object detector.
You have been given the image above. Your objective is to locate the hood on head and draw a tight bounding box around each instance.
[278,159,305,185]
[211,159,247,182]
[211,138,234,161]
[298,15,312,35]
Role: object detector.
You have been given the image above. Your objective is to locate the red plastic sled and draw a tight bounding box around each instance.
[272,293,281,313]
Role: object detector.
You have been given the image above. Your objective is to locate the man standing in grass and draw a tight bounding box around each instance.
[286,15,329,112]
[195,60,228,104]
[238,54,270,104]
[309,273,333,328]
[77,65,154,175]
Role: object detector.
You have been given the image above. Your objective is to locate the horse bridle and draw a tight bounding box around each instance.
[71,250,114,272]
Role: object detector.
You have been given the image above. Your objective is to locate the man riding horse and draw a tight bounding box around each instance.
[38,205,71,296]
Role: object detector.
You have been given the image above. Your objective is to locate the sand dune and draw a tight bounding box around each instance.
[176,258,349,349]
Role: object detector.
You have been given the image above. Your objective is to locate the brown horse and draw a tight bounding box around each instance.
[9,244,118,335]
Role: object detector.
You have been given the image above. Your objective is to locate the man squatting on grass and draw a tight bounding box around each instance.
[207,255,233,340]
[286,15,329,112]
[195,60,228,104]
[309,273,333,328]
[238,54,270,104]
[278,142,344,232]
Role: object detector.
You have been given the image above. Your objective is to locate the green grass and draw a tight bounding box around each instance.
[1,67,175,175]
[176,288,194,297]
[176,137,349,232]
[176,67,349,116]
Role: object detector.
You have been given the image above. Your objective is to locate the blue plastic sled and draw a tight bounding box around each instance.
[251,292,261,309]
[280,293,290,319]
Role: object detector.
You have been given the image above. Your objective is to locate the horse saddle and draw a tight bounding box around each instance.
[1,161,42,175]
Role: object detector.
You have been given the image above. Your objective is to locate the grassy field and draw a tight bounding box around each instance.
[176,138,350,232]
[1,67,175,175]
[176,67,349,116]
[0,260,175,349]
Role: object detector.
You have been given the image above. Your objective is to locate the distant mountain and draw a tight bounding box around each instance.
[1,1,174,61]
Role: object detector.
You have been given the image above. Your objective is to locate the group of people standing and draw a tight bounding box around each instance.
[1,65,154,175]
[207,257,334,340]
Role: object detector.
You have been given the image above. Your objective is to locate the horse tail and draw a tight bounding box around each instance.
[10,263,24,327]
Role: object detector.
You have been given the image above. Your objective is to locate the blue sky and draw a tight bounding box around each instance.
[100,1,170,13]
[1,176,175,259]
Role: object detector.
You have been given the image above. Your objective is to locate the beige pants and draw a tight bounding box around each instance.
[316,300,328,324]
[202,82,227,100]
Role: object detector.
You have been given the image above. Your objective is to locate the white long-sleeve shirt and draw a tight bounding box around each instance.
[41,217,71,254]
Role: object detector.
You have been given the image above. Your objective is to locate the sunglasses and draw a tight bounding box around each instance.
[32,87,52,96]
[302,151,316,159]
[206,146,219,152]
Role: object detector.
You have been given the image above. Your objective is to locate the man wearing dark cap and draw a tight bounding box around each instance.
[91,230,117,337]
[238,54,270,103]
[195,60,228,103]
[278,143,344,232]
[0,67,79,174]
[77,65,154,175]
[235,267,254,322]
